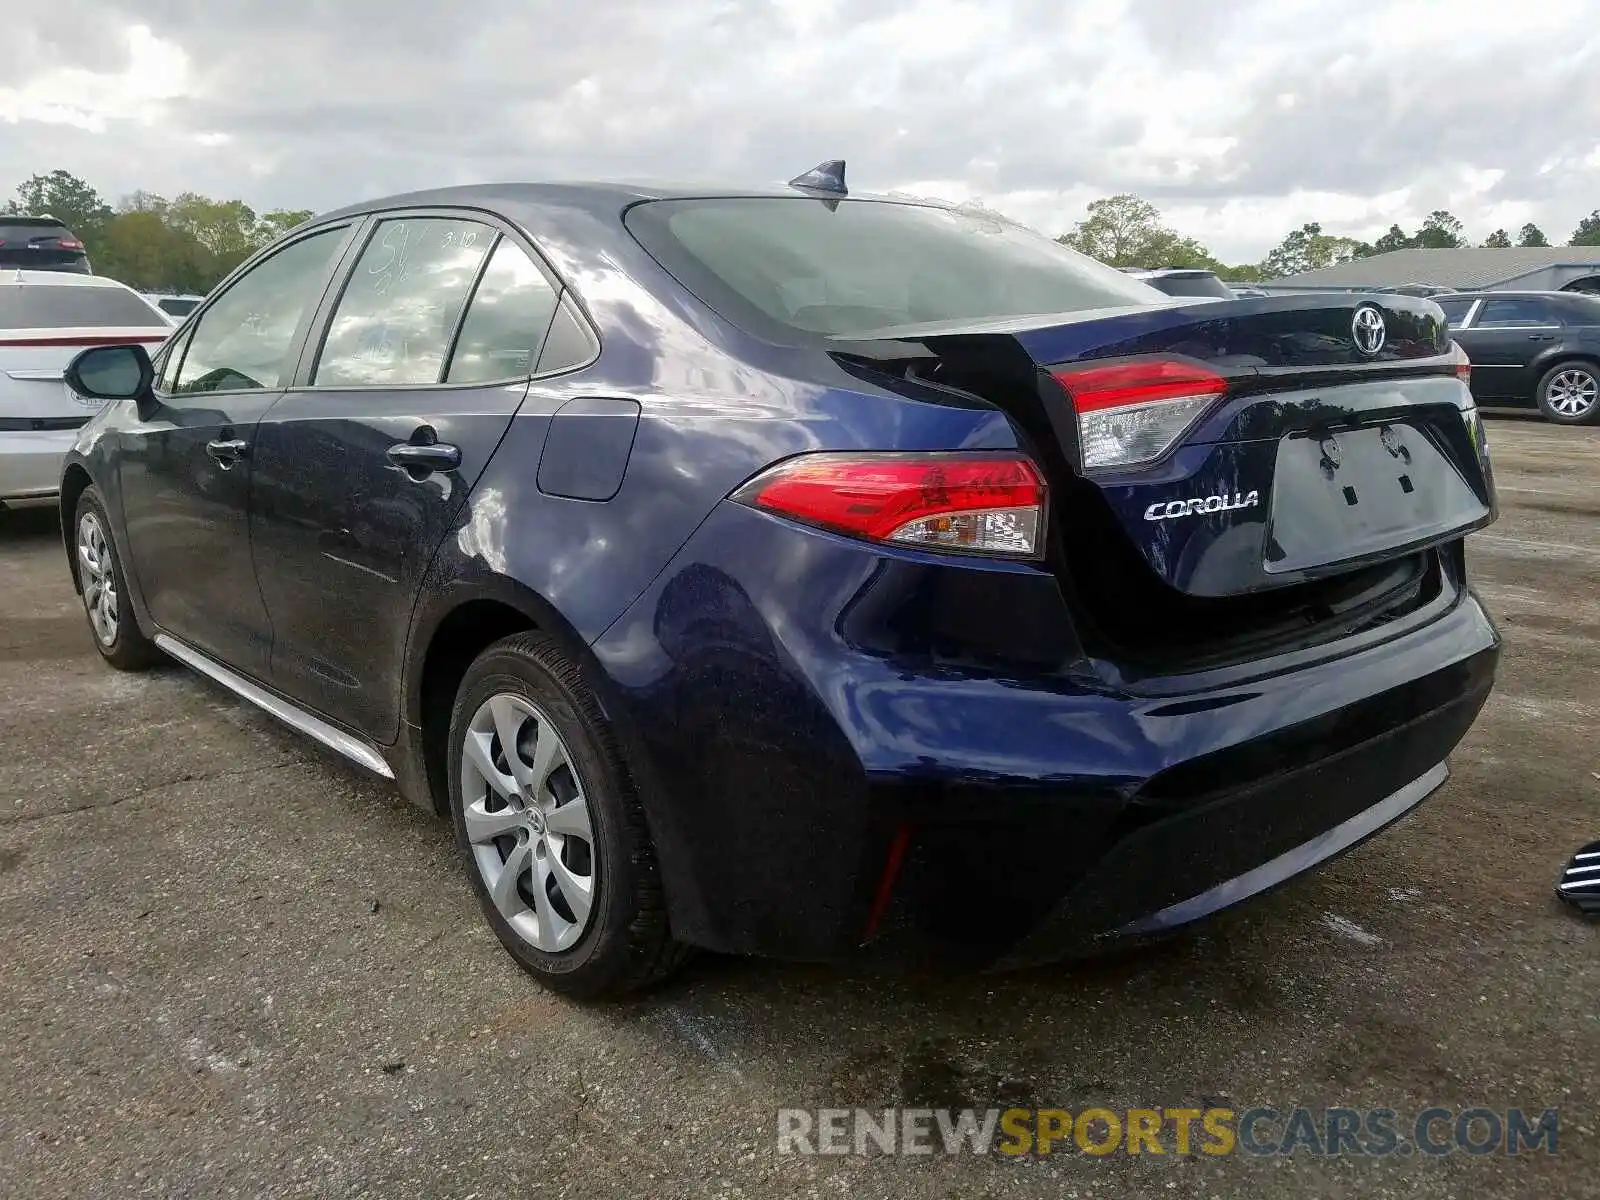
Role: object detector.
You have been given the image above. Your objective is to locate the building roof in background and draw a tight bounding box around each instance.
[1272,247,1600,289]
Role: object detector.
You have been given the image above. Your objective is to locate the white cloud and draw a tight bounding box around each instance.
[0,25,187,132]
[0,1,1596,261]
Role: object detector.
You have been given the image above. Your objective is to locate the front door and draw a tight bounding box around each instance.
[248,215,571,742]
[117,225,355,677]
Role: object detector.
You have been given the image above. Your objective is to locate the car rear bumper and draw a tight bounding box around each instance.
[0,429,75,504]
[592,502,1501,965]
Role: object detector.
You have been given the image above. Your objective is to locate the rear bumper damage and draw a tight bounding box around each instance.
[593,501,1501,966]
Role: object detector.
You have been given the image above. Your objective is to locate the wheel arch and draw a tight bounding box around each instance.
[404,574,634,818]
[1534,350,1600,382]
[58,463,94,593]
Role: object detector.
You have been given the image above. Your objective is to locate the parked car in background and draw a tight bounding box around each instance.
[0,272,169,509]
[57,170,1499,998]
[1375,284,1458,298]
[1437,290,1600,424]
[0,216,92,274]
[1121,267,1236,300]
[148,293,206,322]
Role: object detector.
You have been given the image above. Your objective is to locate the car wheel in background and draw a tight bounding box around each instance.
[446,632,686,999]
[1536,362,1600,425]
[73,487,162,670]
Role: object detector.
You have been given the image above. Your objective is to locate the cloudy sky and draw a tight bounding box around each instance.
[3,0,1598,262]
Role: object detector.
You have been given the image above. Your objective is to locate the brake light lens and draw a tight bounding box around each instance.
[1051,359,1227,472]
[732,453,1046,558]
[56,237,83,250]
[1450,341,1471,386]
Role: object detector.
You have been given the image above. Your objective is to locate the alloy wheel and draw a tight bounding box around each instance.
[1546,368,1598,418]
[77,512,119,647]
[459,693,597,952]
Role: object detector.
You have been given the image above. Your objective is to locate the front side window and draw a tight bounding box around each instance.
[626,197,1166,340]
[314,217,493,387]
[155,327,192,393]
[1475,297,1558,328]
[173,228,345,394]
[445,238,561,384]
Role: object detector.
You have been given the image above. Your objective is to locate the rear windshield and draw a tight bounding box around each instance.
[625,197,1164,339]
[0,286,165,329]
[1147,272,1235,300]
[0,219,75,241]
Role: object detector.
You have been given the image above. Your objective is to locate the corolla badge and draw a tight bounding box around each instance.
[1352,305,1386,356]
[1143,491,1261,521]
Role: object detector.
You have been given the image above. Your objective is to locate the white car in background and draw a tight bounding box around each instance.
[0,271,171,510]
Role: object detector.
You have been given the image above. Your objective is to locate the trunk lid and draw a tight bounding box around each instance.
[832,293,1495,600]
[0,327,170,428]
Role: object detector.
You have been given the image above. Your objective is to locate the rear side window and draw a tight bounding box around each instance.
[1435,298,1474,328]
[444,239,561,384]
[314,217,493,387]
[625,198,1164,340]
[1476,297,1559,327]
[0,286,164,329]
[174,227,345,394]
[536,296,600,374]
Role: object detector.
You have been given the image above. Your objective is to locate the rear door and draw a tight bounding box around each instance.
[116,225,357,677]
[1451,295,1560,402]
[248,211,586,741]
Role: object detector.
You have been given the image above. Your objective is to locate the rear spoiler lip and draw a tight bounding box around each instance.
[0,332,170,348]
[828,333,1466,388]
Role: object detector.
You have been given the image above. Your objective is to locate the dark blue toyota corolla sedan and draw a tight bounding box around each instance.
[57,164,1500,997]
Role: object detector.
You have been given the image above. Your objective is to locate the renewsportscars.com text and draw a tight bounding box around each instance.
[776,1106,1559,1158]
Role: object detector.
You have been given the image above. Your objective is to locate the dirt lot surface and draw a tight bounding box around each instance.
[1,417,1595,1198]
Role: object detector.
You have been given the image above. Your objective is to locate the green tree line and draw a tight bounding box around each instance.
[1057,194,1600,280]
[2,169,313,294]
[10,168,1600,290]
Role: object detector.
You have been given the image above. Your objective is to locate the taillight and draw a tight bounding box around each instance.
[1450,341,1471,386]
[56,237,83,250]
[731,453,1046,558]
[1050,358,1227,472]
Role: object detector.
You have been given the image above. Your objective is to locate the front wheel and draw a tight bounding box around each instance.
[73,487,161,670]
[446,632,686,999]
[1536,362,1600,425]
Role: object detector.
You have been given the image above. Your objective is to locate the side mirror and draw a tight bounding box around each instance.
[64,343,155,406]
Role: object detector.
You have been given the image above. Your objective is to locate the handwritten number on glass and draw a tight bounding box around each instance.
[368,222,414,296]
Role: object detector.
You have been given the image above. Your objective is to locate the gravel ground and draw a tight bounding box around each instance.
[0,417,1595,1199]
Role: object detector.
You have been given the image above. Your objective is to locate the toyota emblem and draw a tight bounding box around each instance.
[1352,305,1386,356]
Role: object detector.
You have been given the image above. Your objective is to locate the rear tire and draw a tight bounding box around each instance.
[73,487,161,671]
[1535,362,1600,425]
[446,632,686,999]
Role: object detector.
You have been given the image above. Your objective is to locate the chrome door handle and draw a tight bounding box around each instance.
[205,437,248,466]
[386,441,462,475]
